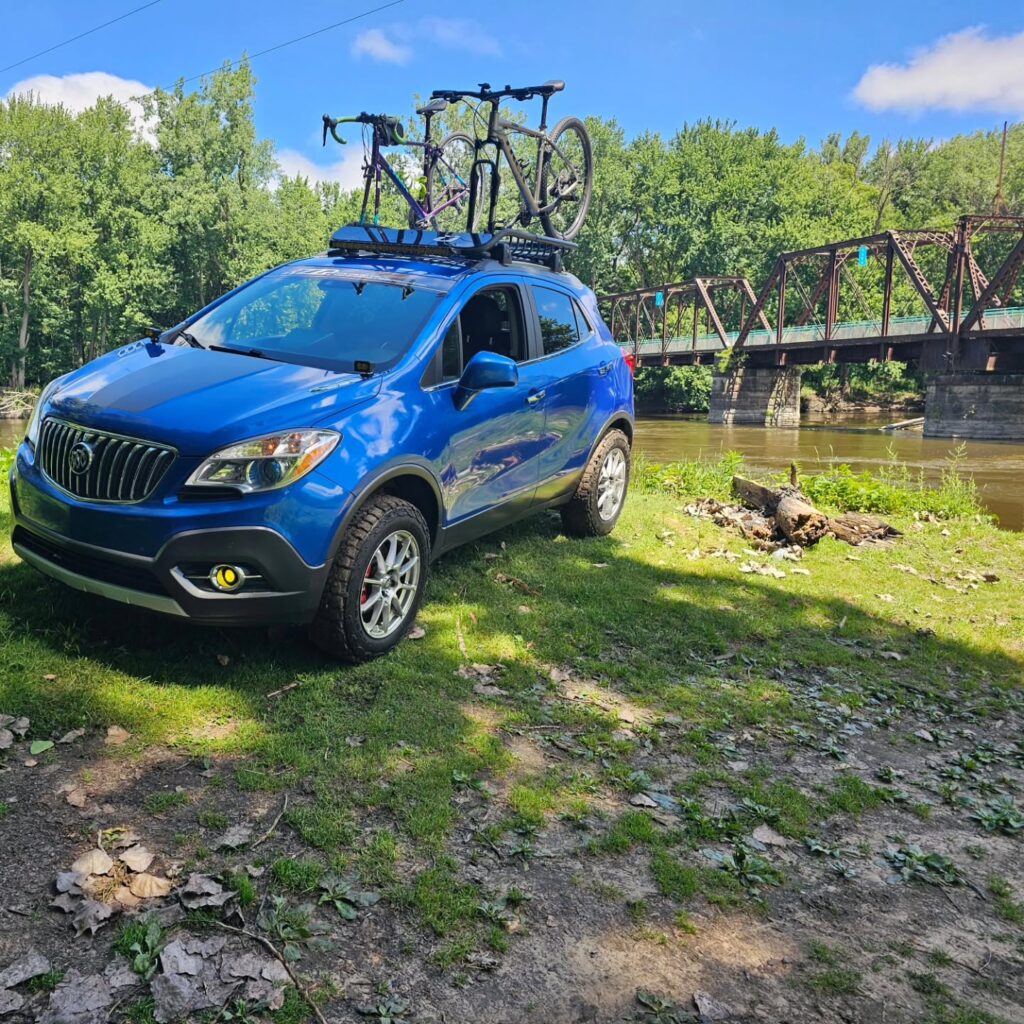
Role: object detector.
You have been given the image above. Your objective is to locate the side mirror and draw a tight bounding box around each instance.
[453,351,518,410]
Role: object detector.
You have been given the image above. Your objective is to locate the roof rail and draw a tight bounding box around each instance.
[327,224,576,272]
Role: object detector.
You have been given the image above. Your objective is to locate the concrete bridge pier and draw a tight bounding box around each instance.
[709,366,802,428]
[924,373,1024,440]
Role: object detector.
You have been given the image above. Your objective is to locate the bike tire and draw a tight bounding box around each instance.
[539,116,593,241]
[424,132,479,234]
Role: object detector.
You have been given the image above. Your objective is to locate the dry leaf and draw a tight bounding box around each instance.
[407,625,426,640]
[72,899,115,937]
[213,825,253,850]
[216,653,231,667]
[71,848,113,876]
[104,725,130,746]
[114,886,142,909]
[128,873,173,899]
[876,593,895,603]
[58,729,86,744]
[65,788,88,808]
[119,845,154,872]
[0,729,12,750]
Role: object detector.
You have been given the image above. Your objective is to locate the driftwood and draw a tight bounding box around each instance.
[729,473,900,548]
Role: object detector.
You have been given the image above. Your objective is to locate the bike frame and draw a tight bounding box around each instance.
[358,122,470,229]
[466,92,580,235]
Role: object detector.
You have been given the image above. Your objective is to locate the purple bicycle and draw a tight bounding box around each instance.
[322,99,475,233]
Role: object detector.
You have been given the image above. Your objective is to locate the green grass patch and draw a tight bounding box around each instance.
[824,775,888,817]
[271,857,323,893]
[988,876,1024,926]
[398,861,479,937]
[143,791,189,815]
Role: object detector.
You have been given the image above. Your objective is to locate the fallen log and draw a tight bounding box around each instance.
[729,475,898,547]
[775,490,831,546]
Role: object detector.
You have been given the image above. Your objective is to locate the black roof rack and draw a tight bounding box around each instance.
[327,224,576,273]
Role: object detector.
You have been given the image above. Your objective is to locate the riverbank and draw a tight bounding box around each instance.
[1,457,1021,1024]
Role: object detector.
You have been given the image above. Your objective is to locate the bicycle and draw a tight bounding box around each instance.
[428,80,593,241]
[321,100,476,233]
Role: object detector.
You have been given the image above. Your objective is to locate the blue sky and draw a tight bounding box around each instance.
[3,0,1023,187]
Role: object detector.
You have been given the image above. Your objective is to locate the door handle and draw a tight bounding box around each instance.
[526,389,546,405]
[598,361,612,376]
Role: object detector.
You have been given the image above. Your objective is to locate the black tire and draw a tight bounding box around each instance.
[309,494,430,662]
[424,132,479,234]
[540,116,593,241]
[560,429,631,537]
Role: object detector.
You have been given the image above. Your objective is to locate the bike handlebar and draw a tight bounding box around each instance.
[322,112,404,146]
[430,81,562,104]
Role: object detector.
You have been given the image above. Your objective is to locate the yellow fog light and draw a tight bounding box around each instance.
[210,564,245,592]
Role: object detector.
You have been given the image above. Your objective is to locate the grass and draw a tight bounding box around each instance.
[142,791,189,815]
[1,447,1022,994]
[988,876,1024,926]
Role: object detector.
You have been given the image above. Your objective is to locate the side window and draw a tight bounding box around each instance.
[572,299,594,339]
[440,319,462,382]
[459,286,527,364]
[534,287,580,355]
[425,286,527,387]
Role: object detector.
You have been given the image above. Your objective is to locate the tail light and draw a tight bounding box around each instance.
[623,352,637,377]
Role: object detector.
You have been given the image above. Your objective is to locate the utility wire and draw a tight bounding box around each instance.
[1,0,164,75]
[172,0,409,87]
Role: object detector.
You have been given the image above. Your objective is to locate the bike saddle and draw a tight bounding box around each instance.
[417,98,447,115]
[543,79,565,93]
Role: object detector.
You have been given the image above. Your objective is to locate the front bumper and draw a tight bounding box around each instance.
[10,476,331,626]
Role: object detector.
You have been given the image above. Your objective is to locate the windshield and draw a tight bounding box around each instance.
[181,267,442,372]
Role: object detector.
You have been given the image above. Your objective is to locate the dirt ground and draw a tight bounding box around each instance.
[2,660,1022,1024]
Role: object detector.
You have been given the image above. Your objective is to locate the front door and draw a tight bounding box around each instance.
[435,284,553,528]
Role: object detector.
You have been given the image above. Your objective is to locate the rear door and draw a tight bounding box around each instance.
[526,285,606,502]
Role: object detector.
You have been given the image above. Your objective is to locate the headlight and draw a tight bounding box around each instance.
[26,375,70,448]
[186,430,340,493]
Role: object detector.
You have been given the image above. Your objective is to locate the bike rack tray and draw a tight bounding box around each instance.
[327,224,576,272]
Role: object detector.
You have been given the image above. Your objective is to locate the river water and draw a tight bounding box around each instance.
[634,415,1024,530]
[3,416,1023,530]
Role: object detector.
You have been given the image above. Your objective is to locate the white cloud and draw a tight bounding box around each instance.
[417,17,501,57]
[351,28,412,65]
[276,147,366,191]
[351,17,500,64]
[5,70,153,129]
[853,27,1024,114]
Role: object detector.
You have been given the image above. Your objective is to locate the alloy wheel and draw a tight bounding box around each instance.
[359,529,421,639]
[596,447,627,520]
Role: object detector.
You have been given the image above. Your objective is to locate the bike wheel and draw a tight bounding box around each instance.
[425,133,479,234]
[539,116,593,241]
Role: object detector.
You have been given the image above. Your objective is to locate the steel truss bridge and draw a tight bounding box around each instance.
[601,215,1024,372]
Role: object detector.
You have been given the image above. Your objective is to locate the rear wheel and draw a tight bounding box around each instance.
[540,116,593,241]
[560,429,630,537]
[424,133,478,234]
[309,495,429,662]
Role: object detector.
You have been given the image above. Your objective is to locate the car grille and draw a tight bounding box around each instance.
[38,417,176,503]
[12,526,169,596]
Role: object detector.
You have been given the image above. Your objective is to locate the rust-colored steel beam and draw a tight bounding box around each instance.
[960,232,1024,336]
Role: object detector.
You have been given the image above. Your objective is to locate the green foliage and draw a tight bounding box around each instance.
[632,452,743,501]
[115,917,165,980]
[800,448,985,520]
[802,361,924,404]
[633,366,713,412]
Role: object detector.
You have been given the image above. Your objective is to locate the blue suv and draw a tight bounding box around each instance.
[9,228,634,661]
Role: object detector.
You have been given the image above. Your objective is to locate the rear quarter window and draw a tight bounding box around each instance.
[534,287,581,356]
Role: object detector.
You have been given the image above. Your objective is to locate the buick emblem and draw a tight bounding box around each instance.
[68,441,95,475]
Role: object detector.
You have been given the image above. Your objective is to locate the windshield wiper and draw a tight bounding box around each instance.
[176,329,203,349]
[207,344,275,361]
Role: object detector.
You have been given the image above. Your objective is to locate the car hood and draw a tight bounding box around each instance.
[46,341,381,456]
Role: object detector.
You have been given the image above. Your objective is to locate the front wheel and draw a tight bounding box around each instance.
[540,116,593,241]
[560,429,631,537]
[424,132,479,234]
[309,495,429,662]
